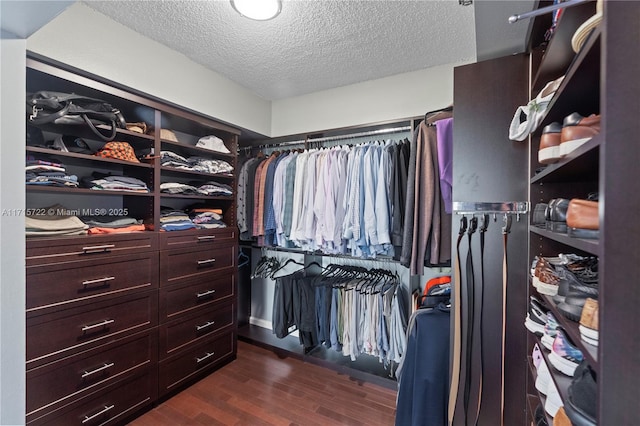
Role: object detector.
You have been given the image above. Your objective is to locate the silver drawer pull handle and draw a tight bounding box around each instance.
[82,276,115,287]
[196,289,216,299]
[81,319,114,332]
[82,244,115,253]
[82,404,115,424]
[195,321,215,331]
[81,362,115,379]
[197,258,216,266]
[197,236,216,241]
[196,352,215,364]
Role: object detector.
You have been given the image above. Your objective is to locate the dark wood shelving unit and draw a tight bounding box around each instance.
[530,135,600,184]
[25,186,154,197]
[159,193,233,200]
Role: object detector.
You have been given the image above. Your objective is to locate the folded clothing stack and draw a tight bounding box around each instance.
[25,157,79,188]
[160,208,196,231]
[81,216,146,234]
[197,181,233,196]
[191,210,227,229]
[83,173,149,193]
[160,182,203,195]
[160,151,233,174]
[160,181,233,197]
[26,205,88,237]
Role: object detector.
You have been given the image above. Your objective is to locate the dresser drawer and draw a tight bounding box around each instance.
[160,273,235,320]
[27,370,153,426]
[27,291,158,369]
[27,233,158,267]
[160,243,236,286]
[26,331,157,422]
[160,303,234,358]
[159,227,237,249]
[27,252,158,312]
[159,331,235,395]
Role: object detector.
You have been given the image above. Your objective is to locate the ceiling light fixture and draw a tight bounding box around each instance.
[231,0,282,21]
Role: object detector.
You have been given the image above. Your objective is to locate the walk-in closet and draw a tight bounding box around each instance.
[2,1,639,425]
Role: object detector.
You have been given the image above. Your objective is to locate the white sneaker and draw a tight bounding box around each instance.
[535,360,551,395]
[544,380,563,417]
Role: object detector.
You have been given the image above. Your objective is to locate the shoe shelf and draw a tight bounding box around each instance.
[532,0,597,93]
[530,343,574,410]
[527,357,554,426]
[530,135,600,184]
[541,294,598,368]
[529,226,598,256]
[536,28,601,129]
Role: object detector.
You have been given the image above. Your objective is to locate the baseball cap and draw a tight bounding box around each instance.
[196,135,230,154]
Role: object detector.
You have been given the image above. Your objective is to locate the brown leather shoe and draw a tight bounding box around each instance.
[553,407,571,426]
[566,199,599,239]
[560,113,600,157]
[579,298,599,346]
[539,122,562,164]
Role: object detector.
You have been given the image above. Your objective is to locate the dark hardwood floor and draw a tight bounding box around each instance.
[129,341,398,425]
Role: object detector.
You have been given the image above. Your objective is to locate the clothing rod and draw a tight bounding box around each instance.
[254,245,403,264]
[508,0,589,24]
[452,201,529,215]
[257,125,412,149]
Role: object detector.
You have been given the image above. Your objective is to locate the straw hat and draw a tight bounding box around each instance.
[571,0,603,53]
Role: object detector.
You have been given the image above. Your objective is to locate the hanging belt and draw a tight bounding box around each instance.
[449,217,467,426]
[500,215,512,426]
[469,215,489,425]
[463,217,477,421]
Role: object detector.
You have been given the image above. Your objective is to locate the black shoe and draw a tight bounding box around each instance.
[534,403,549,426]
[545,199,569,233]
[565,361,597,426]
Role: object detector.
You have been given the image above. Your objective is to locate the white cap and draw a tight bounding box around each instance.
[196,135,230,153]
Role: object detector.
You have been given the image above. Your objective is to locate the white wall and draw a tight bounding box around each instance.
[0,37,27,426]
[27,2,272,137]
[270,63,460,137]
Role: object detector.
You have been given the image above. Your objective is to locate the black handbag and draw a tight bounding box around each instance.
[27,91,126,141]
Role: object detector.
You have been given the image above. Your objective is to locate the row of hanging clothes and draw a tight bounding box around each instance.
[238,137,410,259]
[252,256,409,374]
[237,107,455,274]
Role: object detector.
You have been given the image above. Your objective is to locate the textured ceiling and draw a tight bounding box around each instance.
[83,0,478,100]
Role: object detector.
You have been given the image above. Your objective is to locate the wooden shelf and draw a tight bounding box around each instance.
[26,186,153,197]
[160,166,234,180]
[541,294,598,368]
[531,135,600,184]
[529,226,598,255]
[161,139,235,160]
[160,193,233,200]
[27,146,153,169]
[532,1,598,93]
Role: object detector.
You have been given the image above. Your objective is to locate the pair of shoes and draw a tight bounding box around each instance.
[567,199,599,239]
[579,298,599,346]
[534,403,549,426]
[538,112,600,164]
[534,356,564,418]
[541,312,560,350]
[549,328,584,376]
[564,360,597,425]
[525,296,549,335]
[540,263,598,299]
[545,199,570,233]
